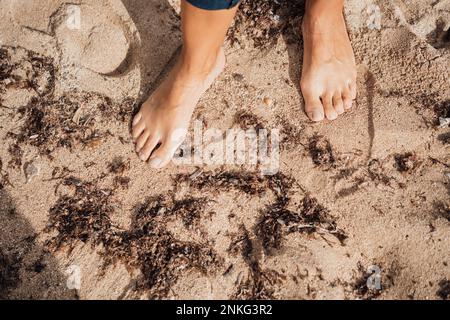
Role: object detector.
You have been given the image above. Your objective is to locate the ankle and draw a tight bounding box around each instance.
[179,47,220,77]
[303,0,344,33]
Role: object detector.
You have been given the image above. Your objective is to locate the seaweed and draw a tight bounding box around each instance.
[228,0,305,48]
[279,120,304,151]
[178,169,345,253]
[7,143,23,169]
[432,201,450,222]
[229,225,283,300]
[46,177,117,249]
[256,195,347,254]
[436,279,450,300]
[233,110,265,131]
[394,152,419,173]
[176,170,267,195]
[0,46,55,101]
[107,157,130,175]
[434,99,450,119]
[2,47,135,157]
[351,262,382,299]
[8,91,134,157]
[308,134,335,168]
[46,177,220,298]
[367,159,393,186]
[437,132,450,144]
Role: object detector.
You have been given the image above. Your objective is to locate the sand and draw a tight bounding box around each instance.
[0,0,449,300]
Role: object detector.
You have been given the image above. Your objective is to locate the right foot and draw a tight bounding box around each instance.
[132,47,225,168]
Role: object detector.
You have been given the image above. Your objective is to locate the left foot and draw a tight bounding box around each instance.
[300,1,357,121]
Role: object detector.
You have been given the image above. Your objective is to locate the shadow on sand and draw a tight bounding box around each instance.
[0,187,76,299]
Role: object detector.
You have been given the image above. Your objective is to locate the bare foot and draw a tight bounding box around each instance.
[132,47,225,168]
[300,2,357,121]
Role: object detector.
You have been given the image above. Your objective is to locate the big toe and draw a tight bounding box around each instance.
[148,129,187,169]
[304,96,325,122]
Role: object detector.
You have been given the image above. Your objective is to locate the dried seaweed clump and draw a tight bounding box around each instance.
[46,178,219,298]
[177,170,295,199]
[257,195,347,254]
[394,152,419,173]
[8,91,134,157]
[350,262,382,300]
[46,177,117,248]
[177,170,267,195]
[229,225,283,300]
[432,201,450,222]
[279,120,304,151]
[308,135,336,167]
[0,46,55,101]
[126,199,218,296]
[228,0,305,48]
[437,279,450,300]
[178,170,345,254]
[233,110,265,131]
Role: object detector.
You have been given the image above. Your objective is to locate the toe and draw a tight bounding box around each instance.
[135,131,150,153]
[148,143,175,169]
[349,80,357,100]
[301,82,325,121]
[132,112,142,126]
[332,92,345,115]
[148,130,187,169]
[342,86,353,110]
[321,94,338,121]
[132,122,146,141]
[138,135,160,162]
[303,95,325,122]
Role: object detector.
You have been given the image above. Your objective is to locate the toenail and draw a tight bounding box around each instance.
[139,153,147,161]
[327,114,338,120]
[149,157,162,169]
[309,110,323,121]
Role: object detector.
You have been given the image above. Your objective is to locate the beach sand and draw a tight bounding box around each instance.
[0,0,449,299]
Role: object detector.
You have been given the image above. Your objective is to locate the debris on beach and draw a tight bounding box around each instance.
[229,225,283,300]
[46,176,220,298]
[394,152,419,173]
[228,0,305,48]
[437,279,450,300]
[256,195,347,254]
[308,135,336,168]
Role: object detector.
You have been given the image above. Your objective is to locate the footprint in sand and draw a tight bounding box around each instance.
[9,0,132,74]
[6,0,182,100]
[5,0,145,99]
[54,2,131,75]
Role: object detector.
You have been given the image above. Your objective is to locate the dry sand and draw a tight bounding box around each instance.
[0,0,449,300]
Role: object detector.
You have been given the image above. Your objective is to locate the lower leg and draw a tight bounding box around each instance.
[180,0,237,75]
[300,0,357,121]
[132,0,238,168]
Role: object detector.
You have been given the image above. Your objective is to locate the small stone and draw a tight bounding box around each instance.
[263,96,273,107]
[438,117,450,128]
[23,161,40,182]
[232,73,244,82]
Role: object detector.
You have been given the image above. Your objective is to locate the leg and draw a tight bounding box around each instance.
[300,0,357,121]
[132,0,239,168]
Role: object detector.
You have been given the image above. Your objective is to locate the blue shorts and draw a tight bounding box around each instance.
[186,0,241,10]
